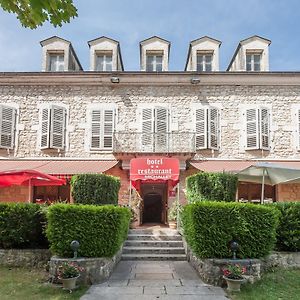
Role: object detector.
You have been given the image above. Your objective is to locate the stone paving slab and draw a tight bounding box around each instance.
[135,272,174,279]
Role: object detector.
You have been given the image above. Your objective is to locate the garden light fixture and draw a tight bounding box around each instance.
[70,240,80,258]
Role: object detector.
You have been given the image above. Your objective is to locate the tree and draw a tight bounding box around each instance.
[0,0,77,29]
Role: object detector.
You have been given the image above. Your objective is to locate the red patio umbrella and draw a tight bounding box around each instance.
[0,169,66,202]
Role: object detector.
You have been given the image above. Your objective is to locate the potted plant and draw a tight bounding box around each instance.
[58,261,84,290]
[168,201,182,229]
[222,263,246,292]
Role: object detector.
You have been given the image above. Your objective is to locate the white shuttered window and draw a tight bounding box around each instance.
[195,107,219,150]
[91,109,114,150]
[40,105,66,150]
[245,108,270,150]
[0,105,16,149]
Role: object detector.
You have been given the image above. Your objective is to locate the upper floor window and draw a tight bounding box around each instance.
[194,106,219,150]
[245,108,270,150]
[246,52,261,71]
[146,52,163,72]
[40,105,67,150]
[0,104,16,149]
[90,108,115,150]
[48,52,64,71]
[197,52,213,72]
[95,51,113,71]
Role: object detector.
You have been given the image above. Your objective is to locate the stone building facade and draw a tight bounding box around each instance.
[1,35,300,224]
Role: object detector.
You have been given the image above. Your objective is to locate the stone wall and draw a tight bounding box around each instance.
[0,185,29,202]
[0,248,51,268]
[277,183,300,201]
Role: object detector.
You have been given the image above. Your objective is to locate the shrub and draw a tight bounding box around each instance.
[71,174,120,205]
[181,201,279,258]
[272,202,300,252]
[0,203,47,249]
[46,204,131,257]
[186,172,238,202]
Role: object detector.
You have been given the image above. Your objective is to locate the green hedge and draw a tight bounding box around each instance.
[71,174,120,205]
[186,172,238,202]
[272,202,300,252]
[0,203,47,249]
[181,201,279,258]
[46,204,131,257]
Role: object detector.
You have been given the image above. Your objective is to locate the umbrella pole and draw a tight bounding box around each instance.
[28,179,31,203]
[261,169,265,204]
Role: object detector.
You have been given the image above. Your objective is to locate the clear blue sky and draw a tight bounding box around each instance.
[0,0,300,72]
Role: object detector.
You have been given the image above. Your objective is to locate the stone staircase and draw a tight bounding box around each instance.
[121,228,186,261]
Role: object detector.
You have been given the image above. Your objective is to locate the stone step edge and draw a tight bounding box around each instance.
[123,247,185,251]
[121,254,187,258]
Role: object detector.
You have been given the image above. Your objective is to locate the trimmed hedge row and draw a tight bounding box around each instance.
[272,202,300,252]
[186,172,238,202]
[181,201,279,258]
[46,204,131,257]
[71,174,120,205]
[0,203,47,249]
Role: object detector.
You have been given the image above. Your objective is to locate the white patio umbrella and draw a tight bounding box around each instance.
[237,162,300,203]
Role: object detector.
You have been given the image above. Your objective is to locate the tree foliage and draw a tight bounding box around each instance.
[0,0,77,29]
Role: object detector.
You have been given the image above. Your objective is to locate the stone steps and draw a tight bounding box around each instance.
[123,246,185,255]
[124,240,184,247]
[121,253,187,261]
[127,234,182,241]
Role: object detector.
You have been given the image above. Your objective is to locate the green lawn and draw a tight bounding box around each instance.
[229,268,300,300]
[0,266,88,300]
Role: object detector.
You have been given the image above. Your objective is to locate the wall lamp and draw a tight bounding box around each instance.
[111,76,120,83]
[191,77,201,84]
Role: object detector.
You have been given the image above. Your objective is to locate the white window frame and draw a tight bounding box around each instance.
[0,104,17,150]
[146,54,163,72]
[95,53,113,71]
[47,52,65,72]
[246,52,261,71]
[196,53,213,72]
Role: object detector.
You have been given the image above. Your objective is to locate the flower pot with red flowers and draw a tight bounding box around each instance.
[222,264,246,292]
[58,262,84,290]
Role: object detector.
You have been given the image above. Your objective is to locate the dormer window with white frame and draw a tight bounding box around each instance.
[196,51,213,72]
[146,51,163,72]
[246,51,262,71]
[194,106,220,150]
[90,108,115,150]
[48,51,65,71]
[244,107,270,150]
[0,104,17,149]
[95,51,113,71]
[40,105,67,150]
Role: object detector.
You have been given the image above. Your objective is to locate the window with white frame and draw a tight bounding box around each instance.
[95,51,113,71]
[40,105,67,150]
[196,52,213,72]
[194,106,219,150]
[0,104,17,149]
[246,52,261,71]
[48,52,64,71]
[245,107,270,150]
[90,108,115,150]
[146,52,163,72]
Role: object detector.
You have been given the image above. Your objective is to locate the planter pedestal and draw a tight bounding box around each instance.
[61,276,79,290]
[223,276,244,292]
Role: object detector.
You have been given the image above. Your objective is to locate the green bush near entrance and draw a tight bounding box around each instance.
[70,173,120,205]
[46,204,131,257]
[0,203,47,249]
[181,201,279,258]
[186,172,238,202]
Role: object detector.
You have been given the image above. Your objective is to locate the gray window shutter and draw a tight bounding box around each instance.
[50,105,66,150]
[91,110,101,150]
[245,108,259,150]
[260,108,270,150]
[208,108,219,150]
[103,109,114,149]
[155,107,168,151]
[40,107,50,149]
[0,105,16,149]
[195,108,207,150]
[141,108,154,151]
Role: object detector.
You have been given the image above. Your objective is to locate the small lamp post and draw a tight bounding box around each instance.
[70,240,80,259]
[230,240,239,260]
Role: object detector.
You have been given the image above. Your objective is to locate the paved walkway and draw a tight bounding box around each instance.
[80,261,229,300]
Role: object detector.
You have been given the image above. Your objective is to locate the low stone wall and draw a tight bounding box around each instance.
[262,251,300,270]
[49,247,122,285]
[0,248,51,268]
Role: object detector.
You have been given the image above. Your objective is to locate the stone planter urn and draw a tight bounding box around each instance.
[223,276,245,292]
[61,276,79,290]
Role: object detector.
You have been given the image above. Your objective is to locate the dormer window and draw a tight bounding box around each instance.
[146,51,163,72]
[48,52,64,71]
[246,51,261,71]
[197,51,213,72]
[95,51,113,71]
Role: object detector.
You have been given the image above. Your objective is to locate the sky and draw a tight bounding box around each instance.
[0,0,300,72]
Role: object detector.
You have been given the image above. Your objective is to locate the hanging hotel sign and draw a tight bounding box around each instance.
[130,157,180,182]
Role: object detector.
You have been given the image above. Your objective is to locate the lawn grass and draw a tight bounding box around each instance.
[0,266,88,300]
[229,268,300,300]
